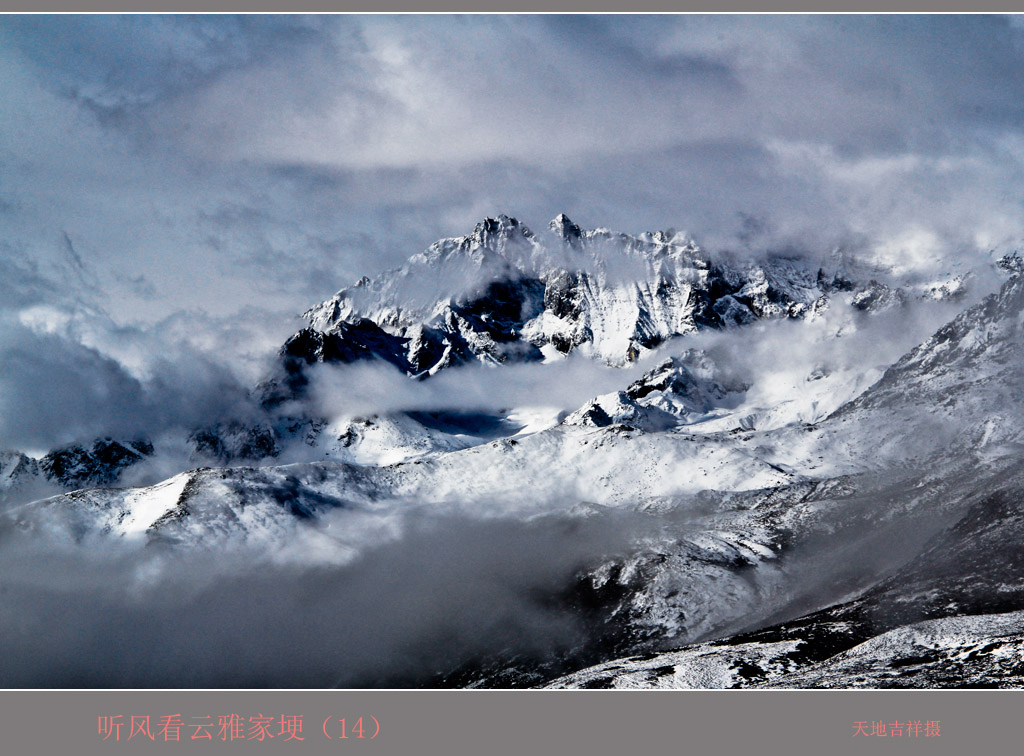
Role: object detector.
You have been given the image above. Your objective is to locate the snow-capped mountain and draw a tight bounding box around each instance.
[0,438,154,510]
[0,214,953,506]
[544,273,1024,688]
[275,214,836,393]
[4,213,1024,689]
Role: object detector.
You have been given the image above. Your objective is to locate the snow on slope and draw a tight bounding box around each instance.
[764,611,1024,688]
[544,611,1024,689]
[288,214,837,382]
[7,213,1024,687]
[14,274,1023,646]
[3,213,970,505]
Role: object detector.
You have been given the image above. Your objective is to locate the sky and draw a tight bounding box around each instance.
[3,14,1024,448]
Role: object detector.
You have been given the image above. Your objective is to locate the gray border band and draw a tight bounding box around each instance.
[2,689,1019,756]
[2,7,1019,756]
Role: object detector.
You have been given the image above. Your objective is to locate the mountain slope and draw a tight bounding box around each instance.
[277,214,837,392]
[4,216,1023,688]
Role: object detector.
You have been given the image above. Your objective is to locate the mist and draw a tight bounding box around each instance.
[0,314,272,451]
[0,502,675,688]
[301,286,978,427]
[305,351,657,421]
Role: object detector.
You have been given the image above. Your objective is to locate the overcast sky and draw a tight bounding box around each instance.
[4,15,1024,317]
[3,14,1024,448]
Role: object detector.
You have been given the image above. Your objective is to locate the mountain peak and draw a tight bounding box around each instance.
[298,212,855,375]
[548,213,583,245]
[417,215,538,267]
[467,215,534,247]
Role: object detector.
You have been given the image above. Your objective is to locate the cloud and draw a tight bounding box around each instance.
[0,312,260,450]
[305,352,657,422]
[0,502,667,687]
[0,255,289,451]
[2,14,1024,454]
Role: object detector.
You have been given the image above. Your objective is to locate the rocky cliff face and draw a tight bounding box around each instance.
[283,214,835,389]
[1,438,154,508]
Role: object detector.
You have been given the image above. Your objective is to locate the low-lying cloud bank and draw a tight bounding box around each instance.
[0,504,671,687]
[303,289,974,424]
